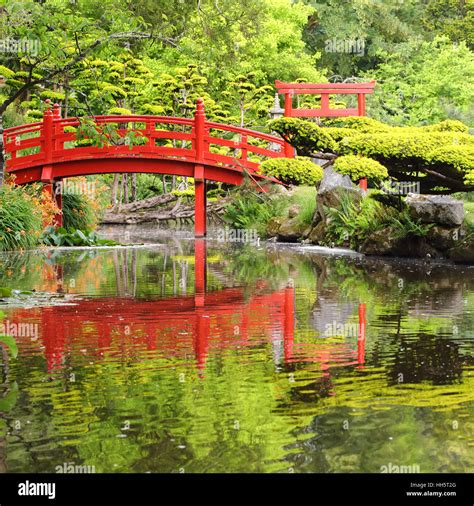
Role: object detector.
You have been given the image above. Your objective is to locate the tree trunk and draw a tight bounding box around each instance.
[111,174,120,210]
[131,173,137,201]
[123,173,129,204]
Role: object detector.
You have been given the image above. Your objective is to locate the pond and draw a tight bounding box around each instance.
[0,229,473,473]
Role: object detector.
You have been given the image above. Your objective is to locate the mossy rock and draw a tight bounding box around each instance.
[448,236,474,264]
[266,217,284,237]
[426,225,460,252]
[277,217,307,242]
[307,221,326,245]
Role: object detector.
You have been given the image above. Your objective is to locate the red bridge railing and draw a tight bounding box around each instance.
[4,99,286,177]
[3,99,288,237]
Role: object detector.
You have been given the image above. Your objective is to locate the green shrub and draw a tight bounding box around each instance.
[223,188,286,237]
[269,116,474,193]
[62,193,97,232]
[268,117,338,155]
[259,157,323,186]
[0,185,42,251]
[333,155,388,182]
[422,120,469,133]
[324,193,432,249]
[290,186,317,226]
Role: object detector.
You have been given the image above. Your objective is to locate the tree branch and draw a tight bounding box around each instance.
[0,31,153,115]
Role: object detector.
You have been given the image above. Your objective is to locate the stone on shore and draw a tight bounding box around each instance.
[406,194,464,227]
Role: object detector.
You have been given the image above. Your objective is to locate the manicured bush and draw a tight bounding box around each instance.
[333,155,388,182]
[259,157,323,186]
[269,116,474,193]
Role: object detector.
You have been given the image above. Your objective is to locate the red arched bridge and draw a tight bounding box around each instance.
[3,99,291,236]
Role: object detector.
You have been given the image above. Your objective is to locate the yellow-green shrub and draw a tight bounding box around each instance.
[333,155,388,182]
[260,157,323,186]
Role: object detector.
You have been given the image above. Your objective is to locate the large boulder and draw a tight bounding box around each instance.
[406,194,464,227]
[314,167,362,225]
[277,217,307,242]
[360,227,440,258]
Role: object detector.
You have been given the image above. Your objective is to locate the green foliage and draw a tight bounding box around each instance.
[324,194,433,249]
[40,226,118,248]
[270,116,474,193]
[289,186,317,226]
[0,185,42,251]
[364,37,474,126]
[333,155,388,182]
[464,202,474,232]
[223,188,286,237]
[422,119,469,133]
[269,117,337,156]
[259,157,323,185]
[62,193,97,232]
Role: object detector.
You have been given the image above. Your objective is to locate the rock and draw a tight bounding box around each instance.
[307,221,326,245]
[426,225,460,252]
[271,184,291,196]
[448,236,474,264]
[361,228,440,258]
[406,194,464,227]
[314,167,362,225]
[318,166,354,194]
[277,217,307,242]
[360,227,399,256]
[266,217,283,237]
[288,204,301,219]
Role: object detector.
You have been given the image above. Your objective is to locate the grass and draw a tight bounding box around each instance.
[464,202,474,231]
[288,186,317,226]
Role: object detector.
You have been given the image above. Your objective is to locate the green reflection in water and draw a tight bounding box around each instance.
[0,239,473,473]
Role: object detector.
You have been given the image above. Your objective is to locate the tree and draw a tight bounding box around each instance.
[363,37,474,126]
[270,116,474,193]
[0,0,158,186]
[302,0,428,76]
[423,0,474,49]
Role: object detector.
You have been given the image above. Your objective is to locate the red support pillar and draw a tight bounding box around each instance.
[194,238,207,307]
[41,100,62,226]
[283,280,295,364]
[357,92,366,116]
[283,91,295,158]
[359,178,368,192]
[194,98,207,237]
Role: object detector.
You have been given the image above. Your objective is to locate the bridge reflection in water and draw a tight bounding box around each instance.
[8,241,366,374]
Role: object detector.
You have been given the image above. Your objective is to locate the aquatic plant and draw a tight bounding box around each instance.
[40,227,119,248]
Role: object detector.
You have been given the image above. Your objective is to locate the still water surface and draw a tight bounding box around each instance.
[0,232,473,473]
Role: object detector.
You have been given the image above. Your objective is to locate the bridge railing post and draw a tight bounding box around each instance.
[42,100,54,164]
[194,98,207,237]
[282,91,295,158]
[194,98,206,162]
[42,100,62,226]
